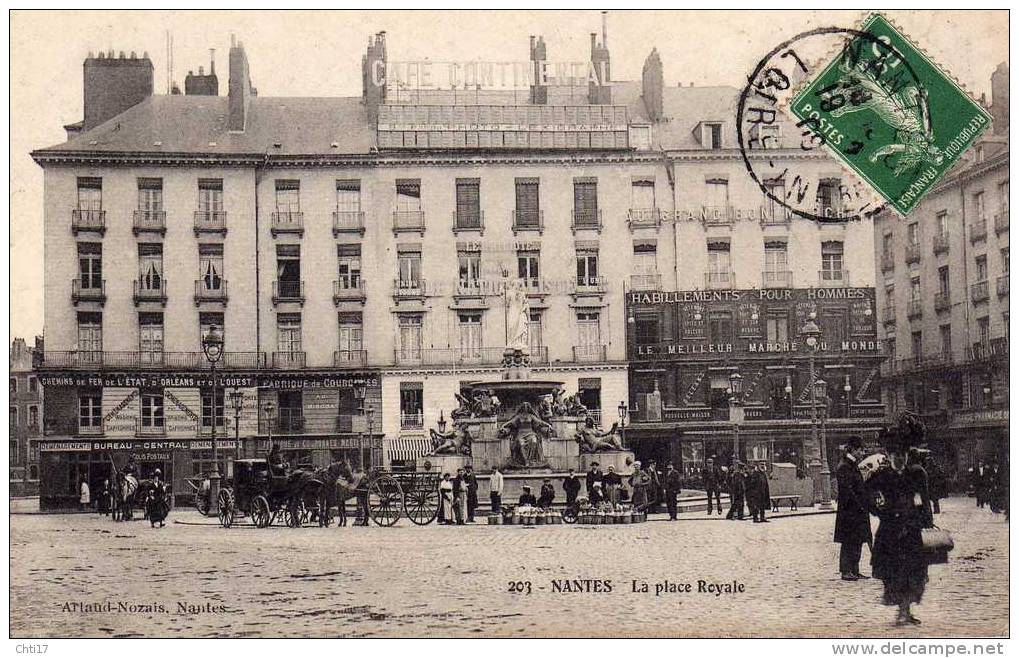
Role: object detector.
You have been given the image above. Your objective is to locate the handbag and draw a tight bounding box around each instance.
[921,526,954,564]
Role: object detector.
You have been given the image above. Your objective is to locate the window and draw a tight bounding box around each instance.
[337,244,362,290]
[514,178,540,227]
[907,222,920,246]
[974,191,986,220]
[138,243,163,291]
[821,241,845,281]
[939,325,952,358]
[77,177,102,210]
[935,211,949,239]
[630,178,655,212]
[138,313,164,365]
[702,122,722,149]
[277,314,302,354]
[200,312,224,349]
[28,405,38,430]
[398,315,423,360]
[629,125,651,150]
[77,312,102,357]
[911,331,923,361]
[764,241,788,285]
[79,392,102,430]
[999,181,1009,212]
[1002,247,1010,274]
[882,232,894,258]
[705,179,729,211]
[633,243,658,278]
[938,266,950,296]
[457,313,483,359]
[9,377,15,394]
[137,178,163,212]
[708,310,733,343]
[140,391,165,430]
[755,123,782,148]
[197,179,223,213]
[634,313,659,345]
[816,178,841,217]
[199,244,224,291]
[454,178,481,228]
[766,311,789,342]
[400,383,424,429]
[336,180,361,216]
[28,376,37,394]
[10,406,17,429]
[977,316,990,346]
[517,250,540,288]
[706,241,731,283]
[887,337,896,364]
[457,248,481,290]
[577,312,601,349]
[78,243,102,289]
[278,391,304,432]
[573,178,599,226]
[397,248,422,288]
[338,312,363,355]
[275,180,301,213]
[976,254,988,281]
[276,244,302,298]
[396,179,422,212]
[201,387,225,430]
[910,276,921,300]
[763,178,787,219]
[528,311,543,354]
[576,249,599,286]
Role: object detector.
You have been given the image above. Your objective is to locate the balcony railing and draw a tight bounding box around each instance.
[997,275,1009,297]
[934,291,951,312]
[193,210,227,235]
[77,423,104,437]
[71,279,106,305]
[905,243,921,263]
[627,208,661,229]
[194,279,228,305]
[932,233,950,255]
[400,411,424,430]
[271,211,304,236]
[260,412,306,435]
[334,350,368,368]
[272,351,307,369]
[136,419,166,437]
[701,206,733,226]
[819,269,849,287]
[512,209,544,233]
[968,337,1009,361]
[970,218,987,243]
[995,210,1009,234]
[333,279,366,303]
[454,280,488,298]
[392,346,549,367]
[272,280,305,304]
[762,270,793,288]
[760,207,792,226]
[133,279,168,305]
[332,210,365,236]
[571,208,602,232]
[907,299,923,319]
[882,306,897,324]
[573,276,606,294]
[573,345,607,362]
[132,210,166,236]
[40,351,267,370]
[393,279,427,298]
[629,273,661,291]
[452,210,484,233]
[71,209,106,235]
[971,280,990,303]
[880,251,895,272]
[393,210,425,233]
[705,271,734,289]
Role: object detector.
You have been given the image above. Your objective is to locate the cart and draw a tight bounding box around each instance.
[215,458,316,528]
[361,470,442,527]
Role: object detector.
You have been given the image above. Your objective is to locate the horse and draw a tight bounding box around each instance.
[283,461,354,527]
[111,472,140,521]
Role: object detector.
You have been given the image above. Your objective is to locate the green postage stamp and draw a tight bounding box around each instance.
[790,13,992,216]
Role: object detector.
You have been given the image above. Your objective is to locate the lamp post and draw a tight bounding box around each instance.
[814,377,830,508]
[843,376,852,419]
[263,401,277,458]
[365,403,375,470]
[728,371,745,463]
[229,388,244,461]
[353,384,367,470]
[201,324,224,502]
[617,400,628,449]
[799,313,832,508]
[784,375,793,419]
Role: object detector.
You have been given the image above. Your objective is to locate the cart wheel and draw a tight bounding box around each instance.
[562,506,578,524]
[195,490,210,516]
[287,500,303,528]
[252,495,272,528]
[368,475,403,527]
[217,489,235,528]
[405,483,440,525]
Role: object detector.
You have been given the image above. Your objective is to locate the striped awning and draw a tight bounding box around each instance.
[385,437,433,462]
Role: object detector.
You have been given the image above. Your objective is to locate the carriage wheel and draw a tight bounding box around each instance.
[404,483,440,525]
[287,499,303,528]
[562,506,578,524]
[217,489,235,528]
[368,475,403,527]
[195,490,210,516]
[251,495,272,528]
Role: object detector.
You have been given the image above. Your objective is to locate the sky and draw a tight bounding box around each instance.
[8,9,1008,342]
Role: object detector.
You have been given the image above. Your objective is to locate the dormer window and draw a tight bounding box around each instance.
[629,125,651,150]
[700,122,723,150]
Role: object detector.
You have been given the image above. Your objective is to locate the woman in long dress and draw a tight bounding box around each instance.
[439,474,454,525]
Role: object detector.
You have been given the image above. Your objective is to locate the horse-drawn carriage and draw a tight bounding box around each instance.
[211,458,346,528]
[358,470,442,526]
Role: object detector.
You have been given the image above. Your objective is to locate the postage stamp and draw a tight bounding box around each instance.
[789,13,993,216]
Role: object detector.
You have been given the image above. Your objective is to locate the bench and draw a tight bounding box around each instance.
[770,495,799,512]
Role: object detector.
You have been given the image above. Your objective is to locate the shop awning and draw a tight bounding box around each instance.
[385,437,432,462]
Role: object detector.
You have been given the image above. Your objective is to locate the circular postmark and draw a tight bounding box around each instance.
[737,26,925,222]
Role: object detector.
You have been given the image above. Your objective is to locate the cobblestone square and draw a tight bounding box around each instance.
[9,496,1007,638]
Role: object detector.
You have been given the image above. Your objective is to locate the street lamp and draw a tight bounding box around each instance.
[353,384,367,470]
[201,324,224,502]
[843,376,852,419]
[229,388,244,461]
[437,410,447,434]
[262,401,277,458]
[784,375,793,419]
[729,371,745,463]
[364,403,376,471]
[617,400,628,448]
[799,313,832,508]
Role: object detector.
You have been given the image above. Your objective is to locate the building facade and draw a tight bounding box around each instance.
[10,337,43,495]
[875,63,1009,485]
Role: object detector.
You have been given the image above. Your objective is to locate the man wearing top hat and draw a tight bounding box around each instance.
[834,436,873,581]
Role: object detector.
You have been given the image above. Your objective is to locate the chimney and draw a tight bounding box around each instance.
[361,31,387,124]
[530,35,547,105]
[641,48,664,122]
[588,13,611,105]
[185,49,219,96]
[82,50,153,130]
[991,61,1009,135]
[228,40,253,131]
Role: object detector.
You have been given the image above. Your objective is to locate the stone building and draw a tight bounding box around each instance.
[10,337,43,496]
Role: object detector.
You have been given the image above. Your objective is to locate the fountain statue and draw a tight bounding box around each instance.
[574,416,624,453]
[498,402,554,468]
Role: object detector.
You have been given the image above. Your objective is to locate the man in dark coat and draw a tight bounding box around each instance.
[538,478,555,508]
[562,469,582,506]
[663,463,682,520]
[463,464,479,522]
[746,461,771,523]
[703,457,723,515]
[585,462,602,496]
[835,436,873,580]
[725,462,746,520]
[518,485,537,506]
[971,459,989,507]
[646,460,662,513]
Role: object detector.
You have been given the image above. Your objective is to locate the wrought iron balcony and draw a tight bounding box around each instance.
[454,279,488,298]
[701,206,733,227]
[880,251,895,272]
[932,232,950,255]
[271,351,307,369]
[573,345,607,362]
[627,208,661,229]
[39,351,267,370]
[762,270,793,288]
[971,280,990,303]
[333,279,366,304]
[629,273,661,291]
[332,210,365,236]
[571,208,602,232]
[997,275,1009,297]
[194,279,228,305]
[133,279,168,306]
[272,280,305,305]
[132,210,166,236]
[71,209,106,235]
[400,411,424,430]
[819,269,849,287]
[271,211,304,237]
[393,210,425,233]
[882,306,897,324]
[968,337,1009,361]
[260,411,306,434]
[334,350,368,368]
[512,209,544,234]
[970,219,987,243]
[995,210,1009,234]
[934,292,951,313]
[392,346,549,367]
[572,275,606,295]
[905,243,921,264]
[705,270,734,289]
[452,210,484,233]
[77,422,104,437]
[393,279,427,298]
[71,279,106,305]
[193,210,227,235]
[907,299,923,319]
[760,206,792,226]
